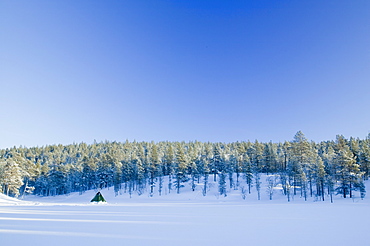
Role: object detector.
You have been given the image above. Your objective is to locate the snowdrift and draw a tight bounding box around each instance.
[0,193,31,206]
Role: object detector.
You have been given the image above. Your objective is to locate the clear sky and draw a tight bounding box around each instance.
[1,0,370,149]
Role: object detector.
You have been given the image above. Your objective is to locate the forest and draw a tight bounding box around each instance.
[0,131,368,202]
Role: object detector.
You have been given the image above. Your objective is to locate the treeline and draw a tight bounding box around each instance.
[0,131,369,202]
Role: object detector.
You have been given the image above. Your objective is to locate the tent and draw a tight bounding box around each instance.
[90,192,107,202]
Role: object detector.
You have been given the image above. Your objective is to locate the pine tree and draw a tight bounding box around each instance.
[315,155,326,201]
[262,142,278,174]
[0,161,6,194]
[291,131,313,200]
[335,145,362,198]
[175,143,188,194]
[2,158,24,197]
[279,141,292,201]
[218,147,228,197]
[235,143,247,188]
[131,149,145,196]
[243,154,253,194]
[48,163,67,196]
[163,144,175,194]
[228,149,238,190]
[358,142,370,180]
[247,140,264,173]
[322,145,336,203]
[149,144,160,197]
[211,144,222,182]
[187,145,199,192]
[114,165,123,196]
[97,153,115,189]
[201,143,213,196]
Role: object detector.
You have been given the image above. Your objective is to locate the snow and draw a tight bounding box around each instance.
[1,178,369,246]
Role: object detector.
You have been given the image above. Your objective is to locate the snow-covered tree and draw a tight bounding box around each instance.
[2,158,24,197]
[174,143,189,194]
[335,145,363,198]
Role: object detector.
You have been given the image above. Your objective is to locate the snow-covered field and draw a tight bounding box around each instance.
[1,179,369,246]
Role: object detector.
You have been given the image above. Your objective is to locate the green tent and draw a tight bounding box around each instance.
[90,192,107,202]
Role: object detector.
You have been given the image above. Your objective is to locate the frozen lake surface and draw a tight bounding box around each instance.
[1,189,369,246]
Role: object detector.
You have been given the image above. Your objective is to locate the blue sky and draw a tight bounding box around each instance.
[1,0,370,148]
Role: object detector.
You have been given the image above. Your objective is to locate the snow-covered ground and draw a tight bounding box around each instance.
[1,177,369,246]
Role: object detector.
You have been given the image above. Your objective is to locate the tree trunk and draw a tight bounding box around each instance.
[343,184,347,198]
[321,180,325,201]
[168,175,172,194]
